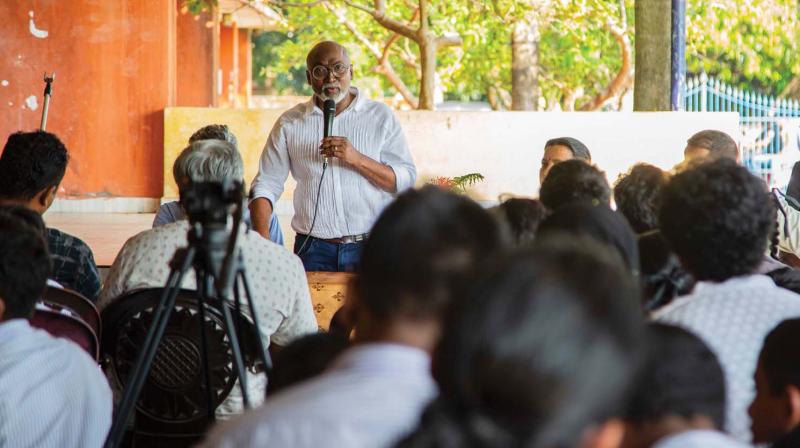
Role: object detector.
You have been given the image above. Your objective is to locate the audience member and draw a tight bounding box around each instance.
[638,230,694,313]
[613,164,669,234]
[539,159,610,211]
[398,237,642,448]
[489,197,548,248]
[622,323,746,448]
[99,139,317,417]
[537,202,639,276]
[0,131,101,302]
[202,186,506,448]
[749,318,800,447]
[539,136,592,184]
[154,124,285,245]
[267,332,350,394]
[0,209,112,447]
[683,129,739,161]
[654,158,800,442]
[765,267,800,295]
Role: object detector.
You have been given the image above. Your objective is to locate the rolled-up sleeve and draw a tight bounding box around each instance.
[250,121,290,206]
[379,114,416,193]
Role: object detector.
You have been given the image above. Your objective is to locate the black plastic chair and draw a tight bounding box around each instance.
[101,288,262,447]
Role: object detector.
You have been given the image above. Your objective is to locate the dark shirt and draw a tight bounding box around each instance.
[46,228,101,302]
[773,427,800,448]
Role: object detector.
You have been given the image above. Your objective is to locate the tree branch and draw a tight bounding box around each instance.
[579,21,632,110]
[435,34,463,48]
[341,0,419,40]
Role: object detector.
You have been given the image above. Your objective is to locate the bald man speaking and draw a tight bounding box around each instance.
[249,41,417,272]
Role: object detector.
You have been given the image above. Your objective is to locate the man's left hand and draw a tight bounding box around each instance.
[320,137,362,166]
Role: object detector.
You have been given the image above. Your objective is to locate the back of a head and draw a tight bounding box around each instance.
[0,131,68,201]
[613,164,669,234]
[268,332,350,394]
[545,137,592,161]
[173,139,244,190]
[638,230,694,312]
[188,124,238,148]
[658,158,773,281]
[400,239,642,448]
[686,130,739,161]
[357,186,504,321]
[760,318,800,396]
[625,323,726,430]
[539,159,610,210]
[537,203,640,275]
[491,198,548,248]
[0,208,51,320]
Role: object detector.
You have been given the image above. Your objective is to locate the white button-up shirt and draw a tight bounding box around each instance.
[0,319,112,448]
[251,88,417,239]
[653,429,749,448]
[654,275,800,443]
[201,343,437,448]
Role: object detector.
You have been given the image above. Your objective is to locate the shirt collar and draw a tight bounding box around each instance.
[693,274,776,295]
[304,87,364,116]
[330,342,431,375]
[0,319,33,345]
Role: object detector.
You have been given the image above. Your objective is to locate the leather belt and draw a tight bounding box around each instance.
[301,233,369,245]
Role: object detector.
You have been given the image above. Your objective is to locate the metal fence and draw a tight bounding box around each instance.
[684,73,800,187]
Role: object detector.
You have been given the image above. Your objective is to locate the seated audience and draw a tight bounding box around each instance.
[682,129,739,162]
[539,159,611,211]
[749,318,800,447]
[489,197,548,248]
[539,136,592,184]
[613,164,669,234]
[155,124,285,245]
[622,323,746,448]
[654,158,800,442]
[0,209,112,447]
[99,139,317,416]
[397,237,642,448]
[638,230,694,313]
[0,131,101,302]
[267,332,350,394]
[537,202,639,276]
[202,186,506,448]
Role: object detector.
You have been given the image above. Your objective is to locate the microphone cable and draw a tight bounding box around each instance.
[297,162,327,256]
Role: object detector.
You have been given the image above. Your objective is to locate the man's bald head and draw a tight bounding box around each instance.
[306,41,350,69]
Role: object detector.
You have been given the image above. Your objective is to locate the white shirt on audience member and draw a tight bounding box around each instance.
[653,429,749,448]
[0,319,112,448]
[654,275,800,443]
[201,343,437,448]
[98,220,318,417]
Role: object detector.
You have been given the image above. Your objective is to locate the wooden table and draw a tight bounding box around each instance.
[306,272,354,331]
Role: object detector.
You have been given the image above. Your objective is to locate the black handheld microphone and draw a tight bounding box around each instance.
[323,99,336,167]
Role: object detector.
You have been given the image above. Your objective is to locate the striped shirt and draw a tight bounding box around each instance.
[251,88,417,239]
[0,319,112,448]
[201,343,437,448]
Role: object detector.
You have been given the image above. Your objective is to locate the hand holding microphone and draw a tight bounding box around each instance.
[320,99,361,167]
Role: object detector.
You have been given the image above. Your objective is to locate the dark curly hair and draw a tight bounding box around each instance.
[0,131,68,201]
[658,158,774,281]
[614,164,669,234]
[490,198,549,248]
[539,159,610,211]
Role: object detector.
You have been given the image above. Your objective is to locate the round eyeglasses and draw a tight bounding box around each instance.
[311,63,351,80]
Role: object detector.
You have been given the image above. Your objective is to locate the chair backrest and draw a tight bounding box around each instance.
[101,288,260,431]
[31,302,100,360]
[43,286,101,338]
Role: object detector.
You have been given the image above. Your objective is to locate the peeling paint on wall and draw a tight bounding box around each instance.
[28,11,49,39]
[25,95,38,110]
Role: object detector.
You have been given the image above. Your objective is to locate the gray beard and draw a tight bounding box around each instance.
[316,87,348,104]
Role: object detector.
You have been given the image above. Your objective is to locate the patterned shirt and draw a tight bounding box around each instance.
[250,87,417,239]
[0,319,112,448]
[654,275,800,443]
[46,227,101,302]
[98,221,317,416]
[201,343,437,448]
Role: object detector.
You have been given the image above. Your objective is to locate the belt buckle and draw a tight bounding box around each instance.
[341,233,367,244]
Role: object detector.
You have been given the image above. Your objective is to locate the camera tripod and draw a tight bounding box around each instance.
[104,190,271,448]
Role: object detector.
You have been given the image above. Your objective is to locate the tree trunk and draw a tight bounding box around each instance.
[418,39,437,110]
[511,16,539,111]
[634,0,672,111]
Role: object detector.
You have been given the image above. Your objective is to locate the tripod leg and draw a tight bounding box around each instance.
[104,247,196,448]
[196,271,215,422]
[219,303,251,408]
[238,268,273,380]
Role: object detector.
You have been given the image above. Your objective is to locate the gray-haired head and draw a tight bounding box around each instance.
[173,139,244,187]
[188,124,238,149]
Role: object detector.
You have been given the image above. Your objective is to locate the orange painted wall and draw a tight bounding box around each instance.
[218,23,236,107]
[237,28,251,105]
[0,0,174,198]
[176,2,215,107]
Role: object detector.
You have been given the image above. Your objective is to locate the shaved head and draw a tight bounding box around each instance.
[307,41,350,69]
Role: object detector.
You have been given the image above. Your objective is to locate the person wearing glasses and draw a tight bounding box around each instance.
[249,41,417,272]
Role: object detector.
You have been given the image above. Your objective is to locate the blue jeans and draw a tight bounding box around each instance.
[294,234,365,272]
